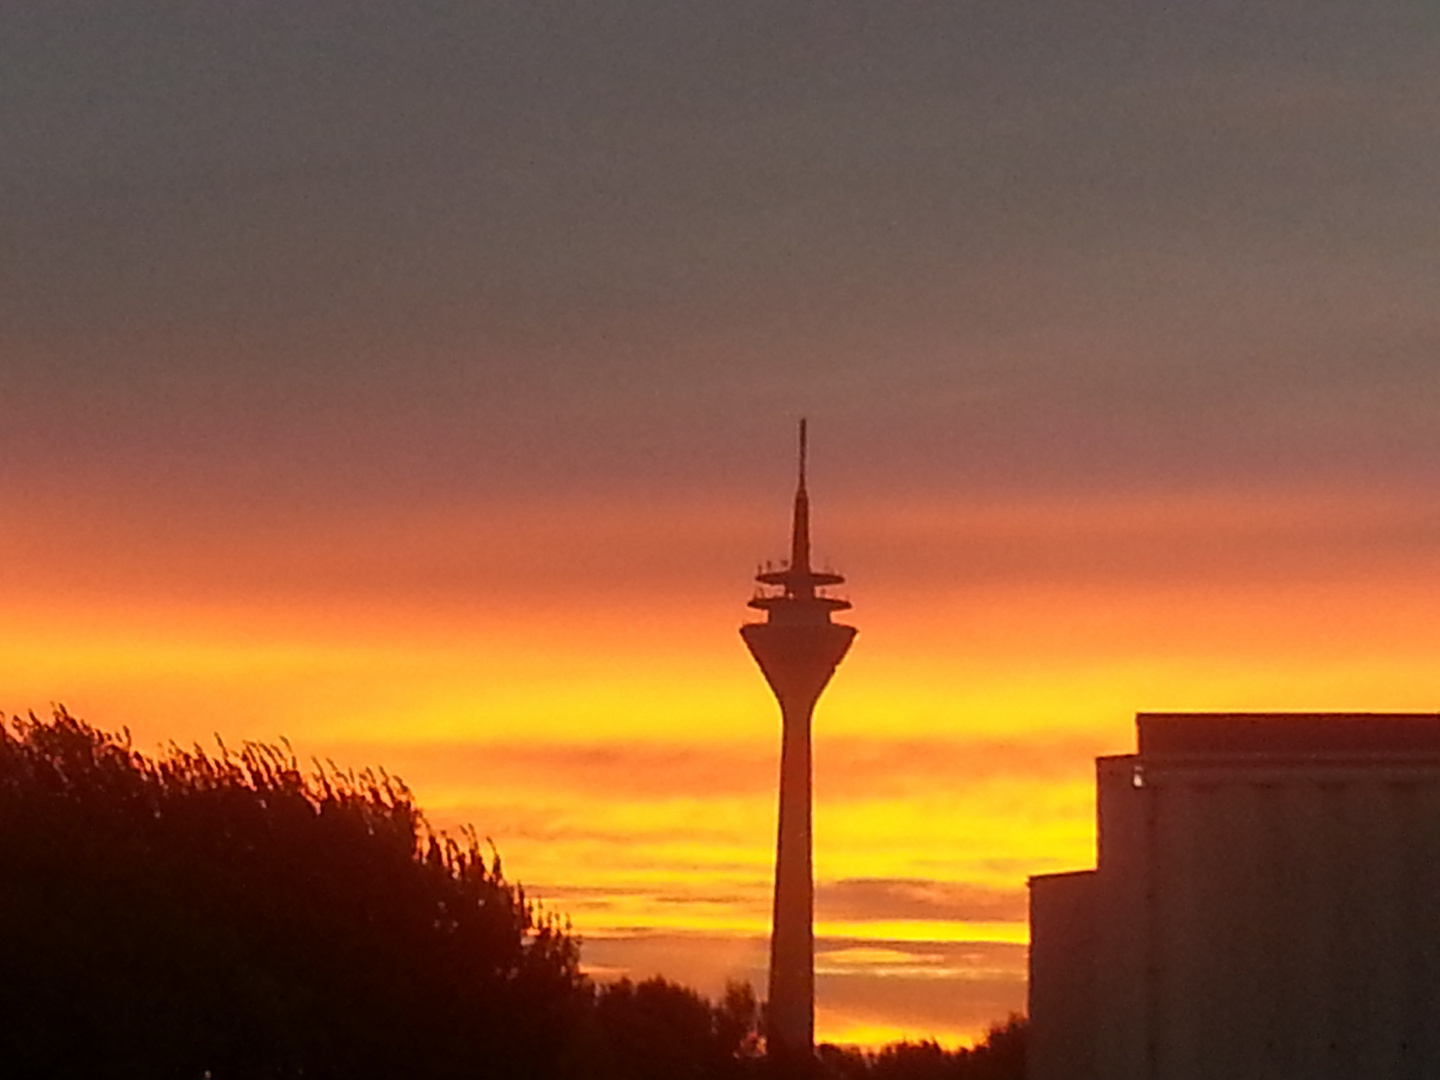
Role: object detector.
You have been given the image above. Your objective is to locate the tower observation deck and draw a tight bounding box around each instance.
[741,420,857,1063]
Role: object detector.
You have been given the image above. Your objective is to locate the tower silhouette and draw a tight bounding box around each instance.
[741,420,856,1062]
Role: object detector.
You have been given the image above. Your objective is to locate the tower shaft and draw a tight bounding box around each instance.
[769,694,815,1056]
[742,622,854,1060]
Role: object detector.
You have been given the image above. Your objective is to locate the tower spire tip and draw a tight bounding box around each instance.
[798,418,808,491]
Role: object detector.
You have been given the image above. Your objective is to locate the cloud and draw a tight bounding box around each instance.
[817,969,1025,1049]
[843,487,1440,596]
[816,939,1025,980]
[817,879,1026,925]
[325,733,1100,807]
[816,939,1027,1046]
[13,478,1440,634]
[8,0,1440,522]
[576,931,768,996]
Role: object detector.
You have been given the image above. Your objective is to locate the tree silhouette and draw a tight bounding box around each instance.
[0,708,582,1079]
[567,976,762,1080]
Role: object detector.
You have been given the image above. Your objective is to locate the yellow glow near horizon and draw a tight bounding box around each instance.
[820,1020,992,1052]
[815,921,1029,946]
[7,481,1440,1044]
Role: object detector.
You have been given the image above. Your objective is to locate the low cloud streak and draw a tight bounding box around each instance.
[818,879,1026,925]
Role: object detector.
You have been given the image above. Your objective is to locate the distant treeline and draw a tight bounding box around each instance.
[0,709,1022,1080]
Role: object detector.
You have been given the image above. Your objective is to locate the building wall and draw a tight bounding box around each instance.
[1094,756,1149,1080]
[1139,765,1440,1079]
[1028,871,1097,1080]
[1029,715,1440,1080]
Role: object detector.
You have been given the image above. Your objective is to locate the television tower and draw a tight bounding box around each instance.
[741,419,856,1063]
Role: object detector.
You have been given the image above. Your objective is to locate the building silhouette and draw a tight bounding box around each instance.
[741,421,856,1062]
[1029,712,1440,1080]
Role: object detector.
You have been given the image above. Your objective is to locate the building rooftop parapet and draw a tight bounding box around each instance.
[1136,711,1440,759]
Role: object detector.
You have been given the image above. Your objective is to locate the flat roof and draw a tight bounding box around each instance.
[1137,713,1440,758]
[1028,868,1098,887]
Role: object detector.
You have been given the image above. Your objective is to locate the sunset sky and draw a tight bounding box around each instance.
[6,0,1440,1047]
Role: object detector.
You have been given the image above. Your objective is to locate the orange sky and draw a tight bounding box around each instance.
[8,479,1440,1044]
[7,2,1440,1046]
